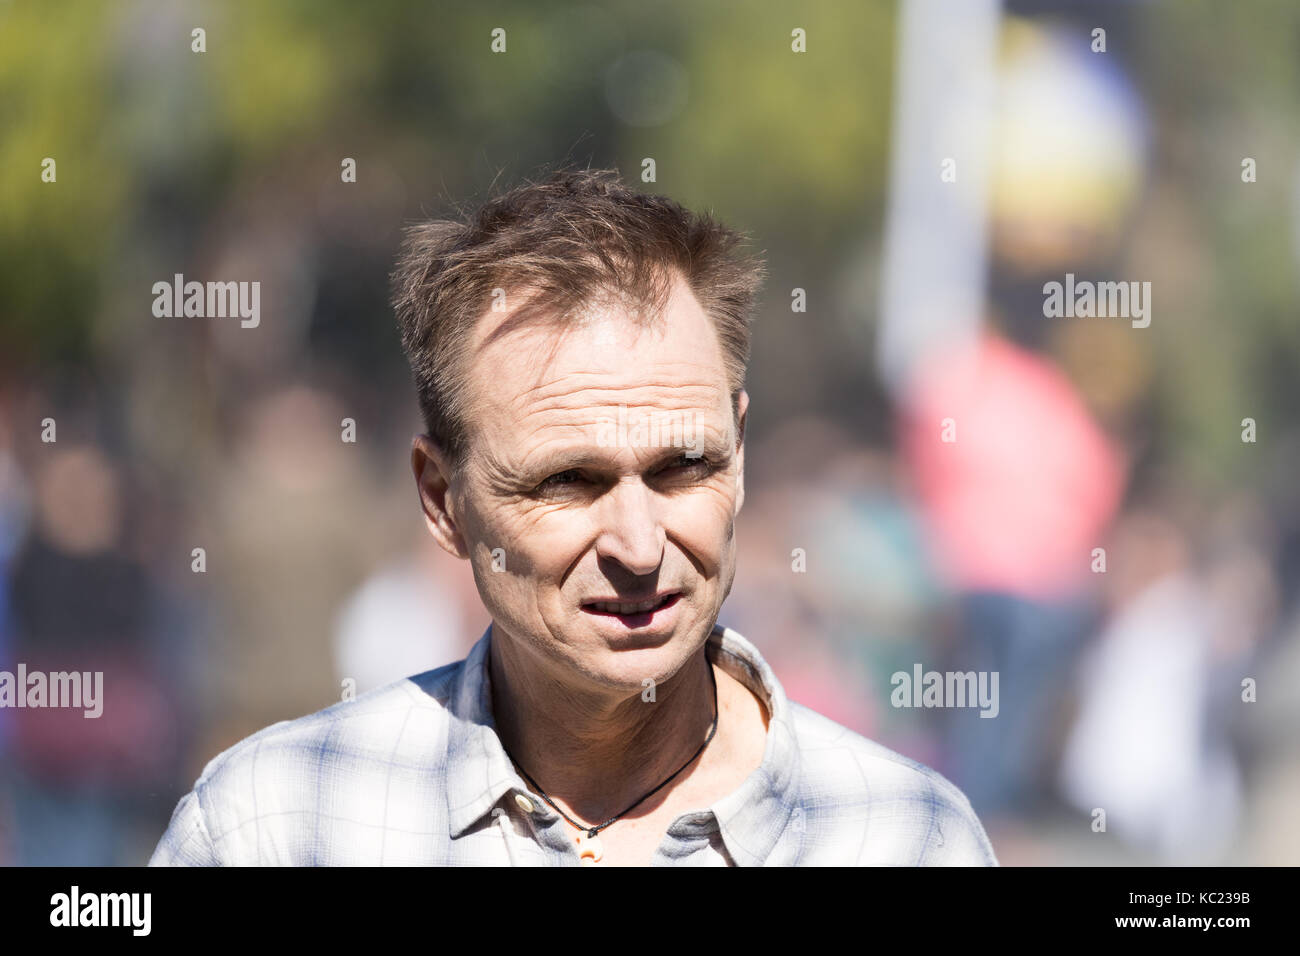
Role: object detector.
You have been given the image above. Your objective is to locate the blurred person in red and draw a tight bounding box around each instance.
[898,333,1126,823]
[890,19,1142,831]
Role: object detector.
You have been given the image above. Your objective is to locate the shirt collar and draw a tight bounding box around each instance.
[444,625,522,838]
[442,621,801,865]
[703,624,801,865]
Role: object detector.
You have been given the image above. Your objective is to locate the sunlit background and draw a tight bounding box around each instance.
[2,0,1298,865]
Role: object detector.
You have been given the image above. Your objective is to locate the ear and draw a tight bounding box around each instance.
[734,390,749,516]
[411,434,470,559]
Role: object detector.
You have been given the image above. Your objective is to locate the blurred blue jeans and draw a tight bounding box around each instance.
[941,591,1094,821]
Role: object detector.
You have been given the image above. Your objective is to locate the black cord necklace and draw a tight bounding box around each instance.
[500,658,719,863]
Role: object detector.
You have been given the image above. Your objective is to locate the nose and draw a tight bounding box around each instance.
[593,477,665,576]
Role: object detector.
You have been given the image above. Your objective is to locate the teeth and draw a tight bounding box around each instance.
[590,596,667,615]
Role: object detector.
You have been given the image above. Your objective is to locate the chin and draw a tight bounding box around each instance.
[573,617,708,686]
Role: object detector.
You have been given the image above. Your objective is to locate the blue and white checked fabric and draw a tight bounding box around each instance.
[150,623,998,866]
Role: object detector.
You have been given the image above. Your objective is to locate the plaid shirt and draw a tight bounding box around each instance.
[150,623,998,866]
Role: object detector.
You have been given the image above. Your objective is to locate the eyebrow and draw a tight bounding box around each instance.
[524,434,733,482]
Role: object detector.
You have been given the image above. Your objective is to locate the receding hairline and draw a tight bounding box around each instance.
[471,262,688,351]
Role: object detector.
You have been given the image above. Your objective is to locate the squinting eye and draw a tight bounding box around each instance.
[664,453,710,473]
[540,469,582,488]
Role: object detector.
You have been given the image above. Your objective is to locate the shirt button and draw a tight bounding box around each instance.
[514,793,536,814]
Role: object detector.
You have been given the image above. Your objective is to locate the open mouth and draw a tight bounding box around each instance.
[581,591,681,625]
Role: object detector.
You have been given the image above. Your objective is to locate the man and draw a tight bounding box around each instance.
[150,167,997,866]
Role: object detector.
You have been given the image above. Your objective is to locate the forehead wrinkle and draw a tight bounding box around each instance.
[509,378,728,420]
[496,393,736,471]
[509,347,728,394]
[511,403,733,459]
[515,426,608,472]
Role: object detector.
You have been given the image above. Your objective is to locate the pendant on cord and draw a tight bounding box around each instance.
[576,828,603,864]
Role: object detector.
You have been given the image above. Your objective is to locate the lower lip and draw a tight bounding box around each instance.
[581,593,683,633]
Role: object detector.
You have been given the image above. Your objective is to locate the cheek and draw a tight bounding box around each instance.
[459,506,555,629]
[462,494,579,588]
[500,504,587,564]
[668,485,739,562]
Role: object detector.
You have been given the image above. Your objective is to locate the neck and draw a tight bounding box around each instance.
[488,626,718,825]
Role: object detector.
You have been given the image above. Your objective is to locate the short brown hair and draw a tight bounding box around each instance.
[389,166,767,468]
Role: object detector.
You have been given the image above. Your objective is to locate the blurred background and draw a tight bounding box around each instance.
[1,0,1298,865]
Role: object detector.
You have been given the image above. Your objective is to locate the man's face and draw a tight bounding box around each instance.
[429,274,747,693]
